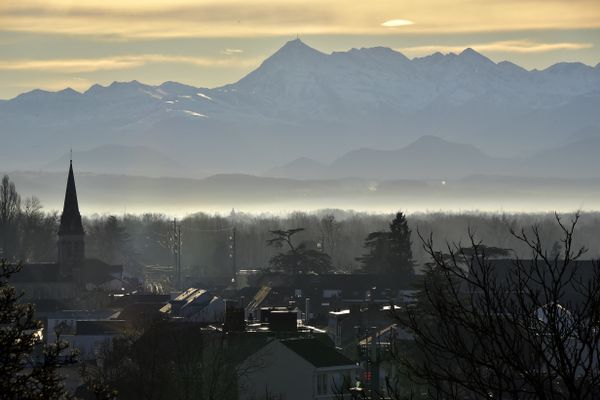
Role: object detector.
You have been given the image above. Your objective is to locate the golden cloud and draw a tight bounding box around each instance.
[0,0,599,38]
[381,19,414,27]
[399,40,594,56]
[222,49,244,55]
[0,54,261,73]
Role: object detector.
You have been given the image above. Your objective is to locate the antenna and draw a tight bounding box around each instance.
[70,148,73,164]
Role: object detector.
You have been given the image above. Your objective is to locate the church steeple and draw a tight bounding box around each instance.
[58,160,84,235]
[57,160,85,280]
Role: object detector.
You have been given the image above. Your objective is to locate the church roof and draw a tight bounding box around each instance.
[13,263,61,282]
[82,258,123,285]
[58,160,84,236]
[13,259,122,285]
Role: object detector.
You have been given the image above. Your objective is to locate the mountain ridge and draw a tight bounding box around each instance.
[1,39,599,177]
[266,135,600,180]
[10,40,600,101]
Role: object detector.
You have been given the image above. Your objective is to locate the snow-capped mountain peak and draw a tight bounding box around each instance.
[1,40,599,176]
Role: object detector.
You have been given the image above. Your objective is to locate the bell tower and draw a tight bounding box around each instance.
[57,160,85,281]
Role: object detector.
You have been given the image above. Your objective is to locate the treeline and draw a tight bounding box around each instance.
[1,175,599,278]
[123,210,600,278]
[0,175,58,262]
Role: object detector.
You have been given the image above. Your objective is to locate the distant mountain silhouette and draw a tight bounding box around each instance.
[46,145,186,178]
[1,39,599,178]
[267,135,600,180]
[265,157,328,180]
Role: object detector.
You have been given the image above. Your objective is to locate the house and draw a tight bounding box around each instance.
[236,273,416,326]
[159,287,226,322]
[40,309,119,345]
[356,323,415,397]
[327,302,399,352]
[245,286,273,320]
[239,337,358,400]
[56,319,128,360]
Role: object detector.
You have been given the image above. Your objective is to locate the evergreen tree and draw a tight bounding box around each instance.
[0,260,76,399]
[357,231,390,273]
[388,212,414,272]
[358,212,414,278]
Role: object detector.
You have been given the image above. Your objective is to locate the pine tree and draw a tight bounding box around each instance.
[358,212,414,278]
[388,212,414,275]
[0,260,76,399]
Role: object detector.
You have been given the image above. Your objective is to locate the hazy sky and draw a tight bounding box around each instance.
[1,0,599,99]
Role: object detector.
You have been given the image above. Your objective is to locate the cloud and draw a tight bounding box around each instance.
[381,19,414,27]
[222,49,244,55]
[399,40,594,56]
[0,0,599,38]
[0,54,261,73]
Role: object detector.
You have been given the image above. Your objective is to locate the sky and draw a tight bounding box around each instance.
[1,0,599,99]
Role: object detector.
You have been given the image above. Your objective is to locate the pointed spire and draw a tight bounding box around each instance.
[58,160,84,236]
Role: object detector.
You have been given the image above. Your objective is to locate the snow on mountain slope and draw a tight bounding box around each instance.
[1,39,599,176]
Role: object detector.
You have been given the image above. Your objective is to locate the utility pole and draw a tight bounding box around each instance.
[229,227,237,281]
[177,224,182,290]
[172,218,178,290]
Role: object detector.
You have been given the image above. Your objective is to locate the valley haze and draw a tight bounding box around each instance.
[1,39,599,214]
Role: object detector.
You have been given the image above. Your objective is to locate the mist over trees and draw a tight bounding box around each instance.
[104,211,600,278]
[1,174,600,277]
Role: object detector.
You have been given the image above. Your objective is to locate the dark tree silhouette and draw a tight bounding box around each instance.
[0,260,78,399]
[19,197,59,262]
[88,215,132,265]
[84,322,254,400]
[0,175,21,258]
[266,228,331,274]
[358,212,414,278]
[389,213,600,399]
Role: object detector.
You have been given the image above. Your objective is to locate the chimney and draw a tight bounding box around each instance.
[224,300,245,332]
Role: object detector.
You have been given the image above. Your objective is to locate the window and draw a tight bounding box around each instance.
[317,373,328,395]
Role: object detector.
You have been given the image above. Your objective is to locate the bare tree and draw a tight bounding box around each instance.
[266,228,332,274]
[319,214,341,264]
[390,213,600,399]
[0,175,21,258]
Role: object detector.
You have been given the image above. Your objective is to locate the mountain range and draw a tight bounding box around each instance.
[266,134,600,180]
[1,38,599,181]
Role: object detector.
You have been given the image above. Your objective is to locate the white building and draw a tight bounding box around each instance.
[239,337,357,400]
